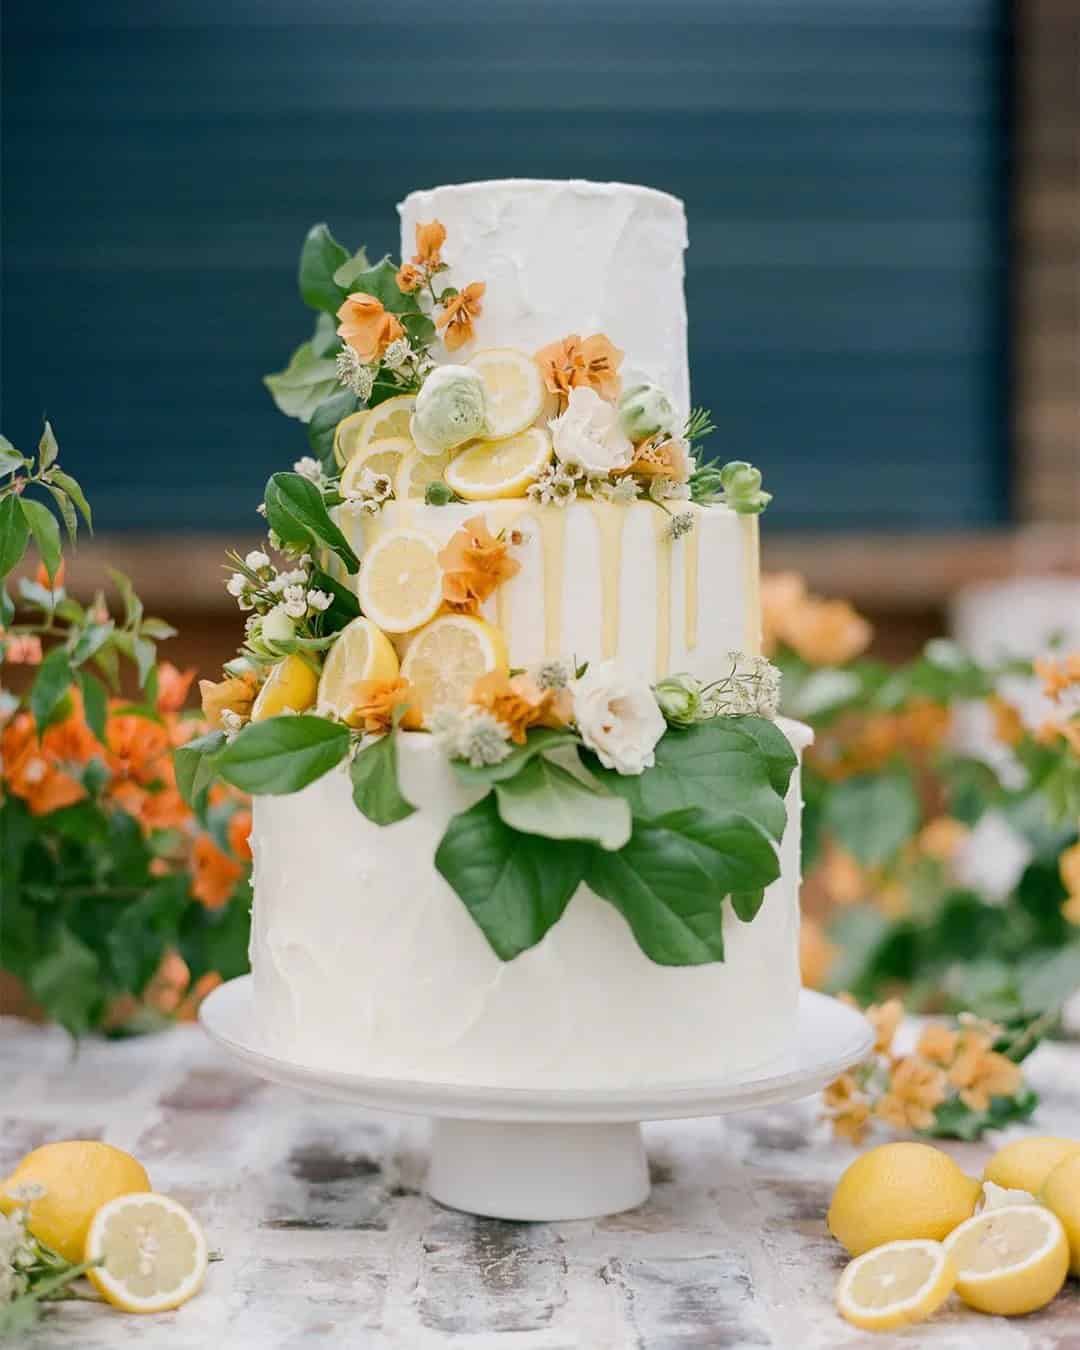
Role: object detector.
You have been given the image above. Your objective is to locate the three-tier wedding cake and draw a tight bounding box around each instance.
[195,180,810,1090]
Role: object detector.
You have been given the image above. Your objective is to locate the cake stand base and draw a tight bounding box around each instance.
[200,978,872,1222]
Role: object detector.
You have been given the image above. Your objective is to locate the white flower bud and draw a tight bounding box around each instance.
[262,604,296,644]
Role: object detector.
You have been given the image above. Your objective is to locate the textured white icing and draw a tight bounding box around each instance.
[335,498,757,680]
[398,179,690,415]
[250,720,812,1088]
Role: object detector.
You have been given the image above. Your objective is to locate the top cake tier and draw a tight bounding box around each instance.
[398,179,691,414]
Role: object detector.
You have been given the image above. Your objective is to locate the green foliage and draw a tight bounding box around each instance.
[263,342,341,422]
[263,471,360,574]
[298,222,352,313]
[823,765,921,867]
[493,754,632,851]
[350,733,416,825]
[215,715,351,794]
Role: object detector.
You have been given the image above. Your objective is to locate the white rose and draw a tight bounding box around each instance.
[572,661,666,776]
[549,387,634,476]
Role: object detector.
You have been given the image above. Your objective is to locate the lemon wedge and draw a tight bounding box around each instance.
[340,436,412,499]
[444,427,552,501]
[396,447,455,501]
[400,614,507,722]
[85,1193,208,1314]
[1,1141,151,1266]
[467,348,545,439]
[317,616,400,723]
[356,527,445,634]
[251,653,319,721]
[943,1204,1068,1316]
[836,1239,955,1332]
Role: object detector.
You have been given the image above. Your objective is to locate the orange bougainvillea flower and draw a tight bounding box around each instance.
[1035,653,1080,701]
[760,572,808,657]
[336,292,405,364]
[821,843,866,906]
[0,631,43,665]
[1,712,87,816]
[783,598,873,667]
[624,435,691,483]
[948,1035,1022,1113]
[396,262,424,294]
[413,219,446,267]
[347,678,423,735]
[156,662,197,713]
[916,1022,960,1066]
[823,1073,871,1144]
[534,332,624,402]
[438,515,521,615]
[175,971,223,1022]
[436,281,485,352]
[469,670,572,745]
[42,694,101,768]
[199,672,257,730]
[191,833,243,910]
[840,994,903,1057]
[228,807,253,862]
[875,1056,949,1132]
[988,693,1024,747]
[105,712,171,787]
[34,559,65,590]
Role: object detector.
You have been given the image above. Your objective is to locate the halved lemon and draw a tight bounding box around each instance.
[943,1204,1069,1316]
[444,427,552,501]
[340,437,412,499]
[317,616,400,722]
[400,615,508,722]
[85,1193,208,1314]
[396,448,455,501]
[251,653,319,721]
[468,348,545,440]
[836,1239,955,1332]
[357,527,444,634]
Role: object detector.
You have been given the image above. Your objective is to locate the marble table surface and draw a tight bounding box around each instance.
[4,1017,1080,1350]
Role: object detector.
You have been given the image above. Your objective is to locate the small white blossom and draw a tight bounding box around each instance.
[383,337,412,371]
[293,456,322,483]
[244,550,271,571]
[649,476,691,503]
[226,572,248,598]
[430,705,466,753]
[282,584,308,619]
[702,652,781,721]
[557,452,587,480]
[549,386,634,475]
[611,478,642,504]
[336,346,376,400]
[307,589,333,613]
[360,468,393,502]
[256,501,267,517]
[457,707,513,767]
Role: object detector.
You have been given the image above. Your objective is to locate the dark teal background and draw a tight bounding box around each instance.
[2,0,1010,532]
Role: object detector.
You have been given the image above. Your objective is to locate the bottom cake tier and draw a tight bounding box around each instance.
[249,719,812,1089]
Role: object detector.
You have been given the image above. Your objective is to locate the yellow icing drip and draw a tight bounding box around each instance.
[741,513,762,655]
[588,501,625,659]
[654,509,672,678]
[534,507,566,659]
[485,501,528,651]
[683,504,700,652]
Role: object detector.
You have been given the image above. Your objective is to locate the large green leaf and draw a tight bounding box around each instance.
[18,497,62,581]
[823,764,920,866]
[493,754,631,851]
[49,468,92,531]
[350,733,416,825]
[77,669,108,741]
[308,566,361,634]
[30,645,73,729]
[264,471,360,574]
[298,222,351,313]
[264,341,341,422]
[215,716,350,794]
[0,494,29,581]
[174,729,227,808]
[725,715,798,798]
[435,794,588,960]
[308,388,358,469]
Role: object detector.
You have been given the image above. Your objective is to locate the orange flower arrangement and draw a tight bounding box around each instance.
[468,670,573,745]
[1,711,88,816]
[947,1025,1023,1112]
[347,677,423,735]
[438,515,521,615]
[335,292,405,363]
[761,572,873,666]
[875,1057,949,1131]
[436,281,485,352]
[534,332,624,403]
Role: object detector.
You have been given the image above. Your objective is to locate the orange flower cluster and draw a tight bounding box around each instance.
[199,670,258,730]
[1033,653,1080,757]
[396,219,447,292]
[623,434,691,484]
[436,281,485,352]
[808,698,951,783]
[336,293,405,364]
[347,677,423,735]
[468,670,572,745]
[761,572,872,667]
[395,219,487,350]
[534,332,624,403]
[438,515,521,615]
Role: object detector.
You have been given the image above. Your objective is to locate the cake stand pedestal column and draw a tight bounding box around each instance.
[428,1119,648,1221]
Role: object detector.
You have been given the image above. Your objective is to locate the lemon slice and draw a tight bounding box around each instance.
[836,1239,955,1332]
[333,409,370,468]
[333,396,417,468]
[317,616,400,722]
[340,437,412,499]
[444,427,552,501]
[396,448,455,501]
[85,1193,208,1314]
[251,653,319,721]
[357,527,444,634]
[400,615,507,722]
[468,348,545,439]
[943,1204,1069,1316]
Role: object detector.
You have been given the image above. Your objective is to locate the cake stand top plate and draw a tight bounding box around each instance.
[200,977,873,1124]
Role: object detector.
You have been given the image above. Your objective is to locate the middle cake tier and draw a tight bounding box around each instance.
[335,499,761,680]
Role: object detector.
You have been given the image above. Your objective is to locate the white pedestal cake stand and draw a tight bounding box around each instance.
[200,977,872,1222]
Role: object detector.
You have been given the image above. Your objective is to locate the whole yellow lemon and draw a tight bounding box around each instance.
[827,1142,980,1257]
[984,1136,1080,1196]
[1041,1152,1080,1275]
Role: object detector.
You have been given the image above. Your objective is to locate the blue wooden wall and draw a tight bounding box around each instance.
[2,0,1010,532]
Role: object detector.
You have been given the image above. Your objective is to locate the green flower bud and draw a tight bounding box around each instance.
[412,365,487,452]
[262,604,296,645]
[424,480,456,506]
[618,383,676,442]
[719,460,772,515]
[654,673,703,727]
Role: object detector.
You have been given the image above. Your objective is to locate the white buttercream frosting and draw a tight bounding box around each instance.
[250,720,812,1088]
[399,179,690,414]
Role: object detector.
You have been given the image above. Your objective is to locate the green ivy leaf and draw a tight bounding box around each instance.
[174,729,227,808]
[823,764,920,866]
[264,472,360,574]
[0,495,29,582]
[215,716,350,794]
[451,728,581,788]
[308,388,358,469]
[299,222,351,313]
[264,341,341,422]
[350,733,416,825]
[49,468,92,531]
[493,754,631,851]
[30,645,73,729]
[77,669,108,741]
[435,793,588,960]
[19,497,62,580]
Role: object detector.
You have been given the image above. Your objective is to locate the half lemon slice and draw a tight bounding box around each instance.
[396,447,455,501]
[251,653,319,721]
[333,395,417,467]
[340,436,411,499]
[836,1239,955,1332]
[943,1203,1069,1316]
[317,616,400,723]
[85,1193,208,1315]
[444,427,552,501]
[468,348,545,439]
[356,527,444,634]
[400,614,507,723]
